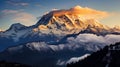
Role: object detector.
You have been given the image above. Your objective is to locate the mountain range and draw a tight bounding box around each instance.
[0,6,120,67]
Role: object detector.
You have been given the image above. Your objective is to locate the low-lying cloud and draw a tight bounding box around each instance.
[68,34,120,46]
[6,33,120,67]
[25,34,120,52]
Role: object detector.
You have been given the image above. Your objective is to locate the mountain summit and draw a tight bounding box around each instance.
[7,23,27,32]
[34,6,113,35]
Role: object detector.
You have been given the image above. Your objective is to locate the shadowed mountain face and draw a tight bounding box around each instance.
[67,42,120,67]
[0,6,120,67]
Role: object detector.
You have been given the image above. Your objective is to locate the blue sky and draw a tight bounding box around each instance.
[0,0,120,30]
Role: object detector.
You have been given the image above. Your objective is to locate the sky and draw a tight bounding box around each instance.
[0,0,120,30]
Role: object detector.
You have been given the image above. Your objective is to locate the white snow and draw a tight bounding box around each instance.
[67,54,90,64]
[26,42,50,51]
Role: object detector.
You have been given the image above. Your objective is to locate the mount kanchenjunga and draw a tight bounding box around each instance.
[0,6,120,51]
[34,6,111,35]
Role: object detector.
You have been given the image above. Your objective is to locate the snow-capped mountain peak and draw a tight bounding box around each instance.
[0,23,30,42]
[7,23,27,31]
[34,6,112,35]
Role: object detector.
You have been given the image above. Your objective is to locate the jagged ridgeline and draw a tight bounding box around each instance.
[67,42,120,67]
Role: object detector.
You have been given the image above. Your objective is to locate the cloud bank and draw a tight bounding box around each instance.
[6,33,120,67]
[68,34,120,45]
[22,34,120,52]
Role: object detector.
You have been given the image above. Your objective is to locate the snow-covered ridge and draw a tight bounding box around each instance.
[8,23,27,30]
[67,54,90,64]
[3,23,27,34]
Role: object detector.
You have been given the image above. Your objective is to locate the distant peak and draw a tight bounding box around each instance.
[12,23,23,26]
[10,23,25,28]
[7,23,27,31]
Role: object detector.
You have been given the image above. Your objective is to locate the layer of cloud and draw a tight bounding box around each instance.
[1,9,36,26]
[68,34,120,46]
[6,33,120,67]
[55,34,120,66]
[50,5,109,20]
[24,34,120,52]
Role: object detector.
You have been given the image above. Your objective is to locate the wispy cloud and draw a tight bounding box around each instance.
[1,9,36,26]
[6,0,29,6]
[51,5,109,20]
[13,12,36,25]
[2,9,19,14]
